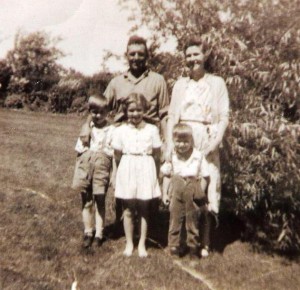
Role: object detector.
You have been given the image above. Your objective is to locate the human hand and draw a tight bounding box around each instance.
[162,193,170,206]
[80,135,90,147]
[207,202,219,214]
[164,145,173,162]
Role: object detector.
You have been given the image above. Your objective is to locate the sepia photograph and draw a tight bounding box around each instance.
[0,0,299,289]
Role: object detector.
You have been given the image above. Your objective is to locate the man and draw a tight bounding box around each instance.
[105,35,169,128]
[80,35,169,236]
[81,36,169,139]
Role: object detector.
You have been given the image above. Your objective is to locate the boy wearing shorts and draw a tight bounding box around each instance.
[72,95,114,248]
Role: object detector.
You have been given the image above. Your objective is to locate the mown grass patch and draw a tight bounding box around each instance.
[0,108,299,290]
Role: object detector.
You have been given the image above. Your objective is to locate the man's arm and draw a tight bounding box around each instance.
[165,80,182,160]
[157,75,170,121]
[103,78,116,111]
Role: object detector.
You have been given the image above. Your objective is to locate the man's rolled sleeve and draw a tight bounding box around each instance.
[157,76,169,120]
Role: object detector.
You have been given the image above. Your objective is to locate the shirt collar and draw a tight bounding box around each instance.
[90,120,109,130]
[172,148,198,162]
[127,120,146,129]
[187,73,208,83]
[124,69,150,84]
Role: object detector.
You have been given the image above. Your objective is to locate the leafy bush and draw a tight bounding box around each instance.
[120,0,300,252]
[4,94,24,109]
[69,97,87,113]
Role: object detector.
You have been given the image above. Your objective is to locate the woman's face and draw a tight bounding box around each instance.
[127,102,144,126]
[185,45,205,72]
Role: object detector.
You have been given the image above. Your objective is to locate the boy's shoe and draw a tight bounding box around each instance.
[201,247,210,258]
[189,247,200,259]
[95,237,105,247]
[82,235,93,248]
[170,246,188,257]
[169,247,180,256]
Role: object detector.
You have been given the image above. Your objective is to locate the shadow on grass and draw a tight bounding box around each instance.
[103,199,245,253]
[210,211,245,253]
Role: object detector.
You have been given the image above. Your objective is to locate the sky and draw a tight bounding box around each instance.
[0,0,171,75]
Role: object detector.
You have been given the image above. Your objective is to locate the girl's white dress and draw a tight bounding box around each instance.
[112,121,162,200]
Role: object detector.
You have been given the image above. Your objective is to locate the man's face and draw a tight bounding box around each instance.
[126,44,148,73]
[185,45,205,72]
[173,136,193,155]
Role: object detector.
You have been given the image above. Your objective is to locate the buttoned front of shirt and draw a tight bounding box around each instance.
[180,77,214,124]
[167,73,229,150]
[112,121,162,155]
[75,122,115,156]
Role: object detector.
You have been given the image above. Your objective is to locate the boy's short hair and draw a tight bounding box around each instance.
[88,95,108,111]
[127,35,148,56]
[172,123,194,140]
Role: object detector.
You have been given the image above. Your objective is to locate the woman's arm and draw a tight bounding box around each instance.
[165,79,183,161]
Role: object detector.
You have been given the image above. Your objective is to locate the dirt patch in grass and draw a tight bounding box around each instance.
[1,109,299,290]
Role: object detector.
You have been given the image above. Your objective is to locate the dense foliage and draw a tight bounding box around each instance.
[119,0,300,252]
[1,31,112,113]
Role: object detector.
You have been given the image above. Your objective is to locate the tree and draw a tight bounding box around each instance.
[6,31,64,109]
[119,0,300,252]
[0,59,12,105]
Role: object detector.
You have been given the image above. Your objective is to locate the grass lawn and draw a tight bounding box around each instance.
[0,108,299,290]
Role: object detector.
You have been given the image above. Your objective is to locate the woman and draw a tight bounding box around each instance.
[166,37,229,255]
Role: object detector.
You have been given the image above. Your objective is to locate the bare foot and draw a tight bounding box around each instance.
[138,245,148,258]
[123,243,134,257]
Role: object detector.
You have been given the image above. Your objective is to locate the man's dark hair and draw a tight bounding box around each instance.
[127,35,148,56]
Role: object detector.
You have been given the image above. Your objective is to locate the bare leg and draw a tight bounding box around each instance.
[81,192,94,236]
[123,208,134,256]
[138,201,149,258]
[138,216,148,257]
[94,194,105,239]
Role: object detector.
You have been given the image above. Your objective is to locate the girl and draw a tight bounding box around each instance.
[112,93,162,257]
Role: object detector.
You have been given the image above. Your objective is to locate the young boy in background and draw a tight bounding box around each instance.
[72,95,114,248]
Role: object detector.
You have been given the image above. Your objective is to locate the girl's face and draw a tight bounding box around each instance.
[127,102,144,126]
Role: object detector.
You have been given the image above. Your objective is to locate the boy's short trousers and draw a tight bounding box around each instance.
[72,150,112,194]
